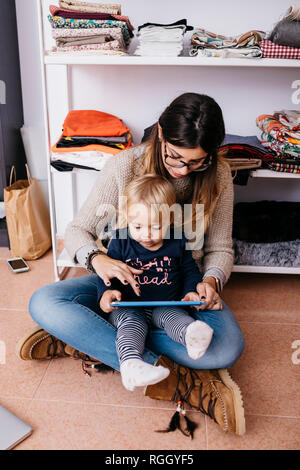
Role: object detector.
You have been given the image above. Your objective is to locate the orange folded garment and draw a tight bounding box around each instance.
[62,110,130,137]
[52,133,130,154]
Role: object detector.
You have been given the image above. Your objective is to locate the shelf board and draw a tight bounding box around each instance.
[44,53,300,67]
[232,265,300,274]
[250,169,300,179]
[50,165,300,179]
[50,165,99,174]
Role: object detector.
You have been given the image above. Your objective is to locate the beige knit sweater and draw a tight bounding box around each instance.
[64,144,234,284]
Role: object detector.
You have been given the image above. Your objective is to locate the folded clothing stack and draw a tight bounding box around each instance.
[48,1,134,55]
[233,201,300,267]
[51,110,132,171]
[260,5,300,59]
[256,110,300,173]
[141,127,275,185]
[134,19,193,57]
[189,28,266,58]
[259,39,300,60]
[217,134,276,185]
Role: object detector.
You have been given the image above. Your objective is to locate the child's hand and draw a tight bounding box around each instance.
[100,290,122,314]
[181,291,205,311]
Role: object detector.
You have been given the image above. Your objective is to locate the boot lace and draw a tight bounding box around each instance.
[46,336,94,362]
[46,336,69,359]
[171,366,219,424]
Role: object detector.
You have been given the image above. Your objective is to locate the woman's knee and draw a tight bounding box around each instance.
[218,333,245,368]
[29,283,58,324]
[188,334,245,370]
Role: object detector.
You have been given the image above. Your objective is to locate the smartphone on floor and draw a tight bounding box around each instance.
[7,258,30,274]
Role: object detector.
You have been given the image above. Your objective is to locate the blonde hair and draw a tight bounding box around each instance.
[117,174,177,229]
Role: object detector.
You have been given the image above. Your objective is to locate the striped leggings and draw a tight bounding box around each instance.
[108,306,196,364]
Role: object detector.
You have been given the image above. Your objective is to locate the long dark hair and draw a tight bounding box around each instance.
[142,93,226,230]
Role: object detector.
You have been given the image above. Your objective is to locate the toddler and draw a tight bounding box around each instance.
[96,174,213,391]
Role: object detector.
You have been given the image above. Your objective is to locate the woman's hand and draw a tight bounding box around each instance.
[92,254,142,297]
[100,290,122,314]
[181,291,203,311]
[196,278,223,311]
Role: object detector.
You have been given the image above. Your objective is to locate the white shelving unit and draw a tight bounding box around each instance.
[250,169,300,179]
[44,54,300,68]
[37,0,300,281]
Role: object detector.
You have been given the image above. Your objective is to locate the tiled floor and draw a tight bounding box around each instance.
[0,245,299,450]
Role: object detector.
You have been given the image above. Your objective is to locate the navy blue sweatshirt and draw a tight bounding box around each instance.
[96,228,203,303]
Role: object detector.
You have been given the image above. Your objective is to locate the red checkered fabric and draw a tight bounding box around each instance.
[260,39,300,59]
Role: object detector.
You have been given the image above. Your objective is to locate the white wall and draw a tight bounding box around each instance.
[15,0,49,203]
[16,0,300,236]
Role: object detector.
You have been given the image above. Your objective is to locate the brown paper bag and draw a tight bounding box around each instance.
[4,165,52,260]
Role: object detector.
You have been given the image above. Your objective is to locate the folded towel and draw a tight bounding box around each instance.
[260,39,300,59]
[59,0,121,15]
[234,238,300,267]
[63,110,130,138]
[233,201,300,243]
[56,35,113,46]
[190,46,262,58]
[52,40,125,53]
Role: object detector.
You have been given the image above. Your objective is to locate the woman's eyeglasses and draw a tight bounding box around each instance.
[163,143,212,172]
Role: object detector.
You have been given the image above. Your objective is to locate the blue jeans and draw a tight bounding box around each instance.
[29,274,245,371]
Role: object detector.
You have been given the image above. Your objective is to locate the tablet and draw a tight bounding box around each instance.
[0,405,32,450]
[111,300,206,307]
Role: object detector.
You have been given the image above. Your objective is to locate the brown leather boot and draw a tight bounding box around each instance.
[144,355,246,436]
[16,325,98,362]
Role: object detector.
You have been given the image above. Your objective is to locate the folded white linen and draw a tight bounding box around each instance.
[51,151,114,171]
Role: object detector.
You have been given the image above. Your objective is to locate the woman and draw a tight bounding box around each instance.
[18,93,246,435]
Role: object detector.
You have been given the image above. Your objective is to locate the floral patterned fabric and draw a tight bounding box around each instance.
[49,5,134,35]
[190,28,266,48]
[189,28,266,58]
[48,16,131,45]
[256,114,300,146]
[259,132,300,159]
[257,111,300,162]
